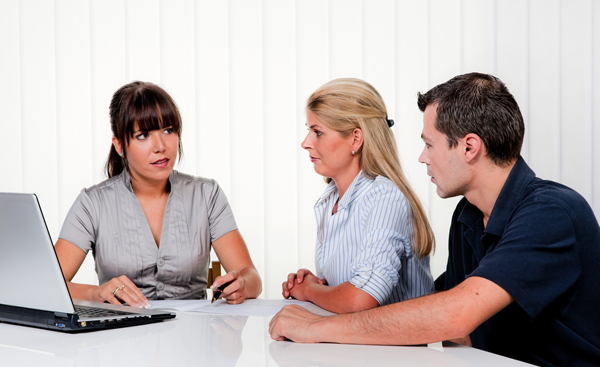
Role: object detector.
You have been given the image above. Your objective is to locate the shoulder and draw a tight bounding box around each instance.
[520,178,596,223]
[362,176,409,208]
[170,170,226,201]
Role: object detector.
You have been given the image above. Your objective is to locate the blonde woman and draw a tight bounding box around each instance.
[282,78,435,314]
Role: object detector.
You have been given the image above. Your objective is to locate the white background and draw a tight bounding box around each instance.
[1,0,598,300]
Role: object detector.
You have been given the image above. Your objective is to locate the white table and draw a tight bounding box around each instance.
[0,302,534,367]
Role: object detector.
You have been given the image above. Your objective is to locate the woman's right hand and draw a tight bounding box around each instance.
[92,275,150,309]
[282,269,326,299]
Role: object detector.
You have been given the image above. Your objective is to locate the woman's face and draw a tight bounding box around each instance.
[113,123,179,186]
[301,111,355,180]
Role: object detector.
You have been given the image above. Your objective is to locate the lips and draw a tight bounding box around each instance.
[310,156,320,163]
[152,158,169,167]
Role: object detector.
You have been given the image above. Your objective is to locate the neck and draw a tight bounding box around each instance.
[463,160,516,226]
[130,174,170,199]
[332,166,361,199]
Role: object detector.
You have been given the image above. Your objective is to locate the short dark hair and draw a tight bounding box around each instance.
[105,81,183,178]
[417,72,524,167]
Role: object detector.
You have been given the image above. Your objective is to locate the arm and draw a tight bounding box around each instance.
[288,275,379,313]
[55,239,149,308]
[270,276,513,344]
[212,229,262,304]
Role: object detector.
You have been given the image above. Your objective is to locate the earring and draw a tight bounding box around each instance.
[351,150,355,155]
[119,152,124,158]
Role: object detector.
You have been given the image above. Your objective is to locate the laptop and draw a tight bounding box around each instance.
[0,192,176,332]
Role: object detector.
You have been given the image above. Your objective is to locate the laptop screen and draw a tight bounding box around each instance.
[0,193,75,314]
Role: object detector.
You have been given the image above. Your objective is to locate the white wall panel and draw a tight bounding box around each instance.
[228,0,265,287]
[0,0,22,193]
[594,1,600,212]
[497,0,529,159]
[560,0,593,202]
[2,0,599,298]
[296,0,331,274]
[90,0,127,185]
[55,0,93,224]
[329,0,362,79]
[195,1,231,193]
[461,0,496,74]
[528,0,561,182]
[263,0,297,299]
[126,0,161,83]
[160,0,197,175]
[427,0,462,276]
[20,0,59,239]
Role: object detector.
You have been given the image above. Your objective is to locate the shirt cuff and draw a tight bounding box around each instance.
[349,262,397,305]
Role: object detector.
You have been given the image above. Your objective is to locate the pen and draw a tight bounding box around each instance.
[211,280,234,303]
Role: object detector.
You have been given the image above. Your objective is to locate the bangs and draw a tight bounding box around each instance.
[122,87,182,141]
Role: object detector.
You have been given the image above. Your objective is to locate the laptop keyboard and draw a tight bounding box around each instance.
[75,305,136,318]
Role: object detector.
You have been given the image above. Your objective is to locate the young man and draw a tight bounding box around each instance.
[269,73,600,367]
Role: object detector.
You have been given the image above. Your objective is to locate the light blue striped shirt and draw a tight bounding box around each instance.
[314,171,433,306]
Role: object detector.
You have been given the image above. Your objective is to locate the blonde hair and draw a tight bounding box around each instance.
[307,78,435,258]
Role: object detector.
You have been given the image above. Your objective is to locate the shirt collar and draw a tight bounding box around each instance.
[458,156,536,236]
[120,169,175,194]
[314,170,370,210]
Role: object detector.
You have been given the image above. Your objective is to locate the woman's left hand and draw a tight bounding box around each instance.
[212,270,247,304]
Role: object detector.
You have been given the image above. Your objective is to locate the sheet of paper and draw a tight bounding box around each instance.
[150,299,336,317]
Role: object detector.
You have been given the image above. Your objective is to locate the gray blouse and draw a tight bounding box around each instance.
[59,170,237,300]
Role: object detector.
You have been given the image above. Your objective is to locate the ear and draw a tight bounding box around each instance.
[350,128,364,153]
[112,136,123,156]
[463,133,482,163]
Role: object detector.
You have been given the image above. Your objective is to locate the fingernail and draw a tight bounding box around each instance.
[144,303,152,309]
[211,282,220,291]
[288,283,292,288]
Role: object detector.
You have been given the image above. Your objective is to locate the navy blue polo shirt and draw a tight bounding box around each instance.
[445,157,600,367]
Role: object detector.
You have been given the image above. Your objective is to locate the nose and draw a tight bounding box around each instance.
[301,132,312,150]
[153,132,166,153]
[418,146,427,164]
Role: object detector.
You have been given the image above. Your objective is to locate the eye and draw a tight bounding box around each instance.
[136,132,147,140]
[314,130,323,137]
[163,127,174,134]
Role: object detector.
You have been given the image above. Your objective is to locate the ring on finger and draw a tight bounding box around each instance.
[113,287,120,296]
[121,285,125,290]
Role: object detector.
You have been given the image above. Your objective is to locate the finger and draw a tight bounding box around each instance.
[117,276,149,308]
[224,291,245,304]
[286,273,297,290]
[213,271,239,290]
[297,269,305,283]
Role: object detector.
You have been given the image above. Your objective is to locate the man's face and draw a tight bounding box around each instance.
[418,104,468,198]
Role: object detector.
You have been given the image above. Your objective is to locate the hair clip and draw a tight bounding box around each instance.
[387,119,395,128]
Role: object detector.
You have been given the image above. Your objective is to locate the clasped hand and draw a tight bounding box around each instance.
[282,269,327,301]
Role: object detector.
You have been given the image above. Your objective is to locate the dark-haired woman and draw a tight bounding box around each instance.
[55,81,261,307]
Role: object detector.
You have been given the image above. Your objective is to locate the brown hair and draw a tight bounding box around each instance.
[307,78,435,258]
[105,81,183,178]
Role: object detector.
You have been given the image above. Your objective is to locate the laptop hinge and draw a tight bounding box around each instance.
[54,312,69,318]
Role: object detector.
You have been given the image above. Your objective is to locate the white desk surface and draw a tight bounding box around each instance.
[0,301,534,367]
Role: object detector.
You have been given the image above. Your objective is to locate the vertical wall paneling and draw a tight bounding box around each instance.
[160,0,196,175]
[20,0,59,239]
[461,0,496,74]
[3,0,599,290]
[363,0,395,113]
[295,0,330,273]
[0,0,22,192]
[263,0,298,299]
[329,0,363,79]
[426,0,462,276]
[228,0,265,287]
[89,0,127,185]
[126,0,161,83]
[559,0,593,202]
[496,0,529,160]
[528,0,561,182]
[195,2,231,193]
[593,0,600,212]
[55,0,93,226]
[395,1,441,275]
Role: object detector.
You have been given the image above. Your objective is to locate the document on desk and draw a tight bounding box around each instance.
[150,299,336,317]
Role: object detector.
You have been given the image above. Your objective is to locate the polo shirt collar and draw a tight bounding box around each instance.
[484,156,536,237]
